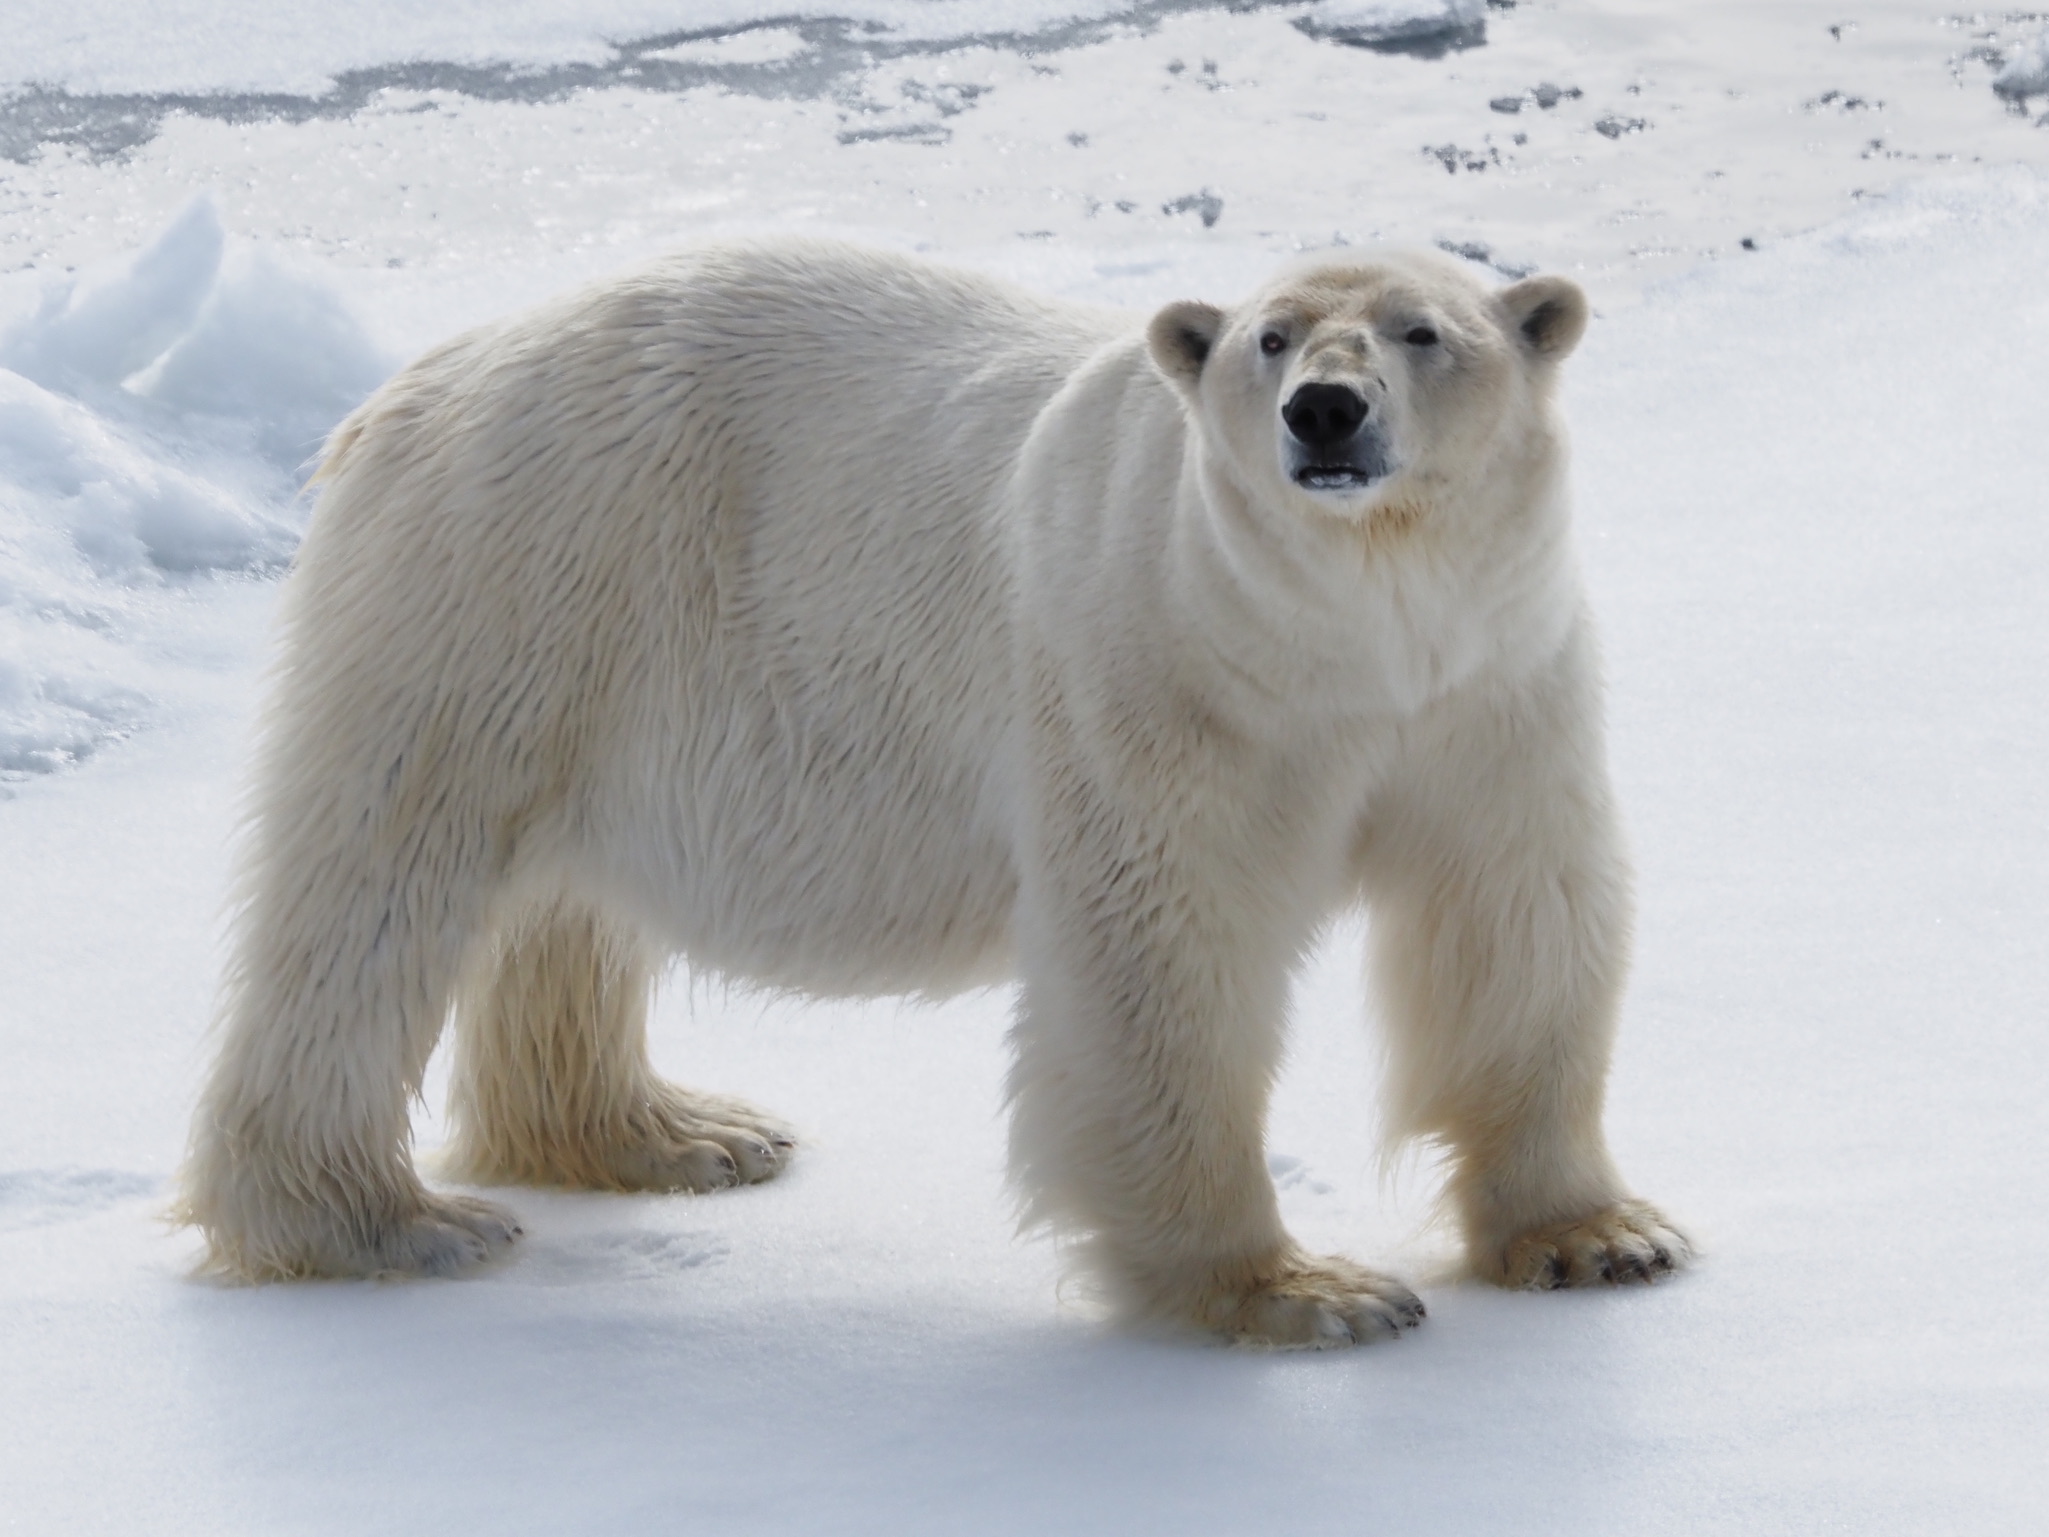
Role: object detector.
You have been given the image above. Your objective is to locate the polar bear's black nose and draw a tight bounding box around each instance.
[1282,384,1368,448]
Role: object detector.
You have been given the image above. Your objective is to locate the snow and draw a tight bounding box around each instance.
[3,2,2048,1532]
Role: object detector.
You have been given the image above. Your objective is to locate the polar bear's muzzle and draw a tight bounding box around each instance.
[1280,382,1394,492]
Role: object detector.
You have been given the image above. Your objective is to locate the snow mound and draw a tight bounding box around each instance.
[2,200,225,398]
[0,197,390,783]
[1993,31,2049,104]
[0,368,281,581]
[3,197,391,482]
[0,366,259,777]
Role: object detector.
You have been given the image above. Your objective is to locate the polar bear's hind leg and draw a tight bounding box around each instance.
[175,767,526,1280]
[443,901,794,1193]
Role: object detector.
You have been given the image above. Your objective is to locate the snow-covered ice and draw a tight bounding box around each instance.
[2,2,2047,1532]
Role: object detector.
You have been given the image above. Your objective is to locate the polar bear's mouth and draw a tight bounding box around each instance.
[1285,424,1394,494]
[1294,466,1385,491]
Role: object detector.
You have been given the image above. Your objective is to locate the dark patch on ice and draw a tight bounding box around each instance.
[1941,12,2049,101]
[0,23,882,164]
[0,2,1489,164]
[836,76,989,146]
[1593,114,1648,139]
[1435,238,1534,278]
[0,1,1506,162]
[1494,82,1583,113]
[1296,13,1489,60]
[1163,189,1225,227]
[1424,141,1501,173]
[838,120,953,145]
[0,1167,159,1232]
[1164,57,1231,89]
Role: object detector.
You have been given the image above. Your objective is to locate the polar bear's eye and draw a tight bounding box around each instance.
[1405,325,1440,347]
[1259,330,1287,356]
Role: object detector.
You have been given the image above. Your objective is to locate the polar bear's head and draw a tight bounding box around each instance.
[1145,252,1586,520]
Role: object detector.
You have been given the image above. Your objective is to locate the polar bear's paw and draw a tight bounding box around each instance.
[605,1086,798,1193]
[1209,1253,1427,1349]
[1487,1200,1691,1290]
[440,1082,796,1194]
[373,1193,525,1277]
[190,1187,524,1281]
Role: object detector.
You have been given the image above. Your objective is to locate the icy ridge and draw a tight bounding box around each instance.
[0,197,389,782]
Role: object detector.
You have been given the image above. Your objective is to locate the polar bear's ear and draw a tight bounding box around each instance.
[1147,301,1227,391]
[1497,275,1589,361]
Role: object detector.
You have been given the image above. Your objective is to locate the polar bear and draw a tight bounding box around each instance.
[177,239,1687,1345]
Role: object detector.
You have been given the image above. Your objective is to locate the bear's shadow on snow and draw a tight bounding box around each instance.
[160,1262,1673,1524]
[0,1,1497,164]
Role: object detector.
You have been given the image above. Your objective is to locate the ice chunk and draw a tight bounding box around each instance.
[1993,32,2049,104]
[2,195,390,479]
[1296,0,1489,55]
[0,199,224,395]
[129,247,393,475]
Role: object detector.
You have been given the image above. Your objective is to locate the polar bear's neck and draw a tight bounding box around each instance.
[1166,443,1581,730]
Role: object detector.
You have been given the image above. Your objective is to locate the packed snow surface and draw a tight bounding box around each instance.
[2,2,2047,1532]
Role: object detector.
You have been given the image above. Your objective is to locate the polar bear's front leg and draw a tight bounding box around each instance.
[1008,885,1423,1346]
[443,902,794,1192]
[1361,625,1691,1289]
[1007,731,1423,1347]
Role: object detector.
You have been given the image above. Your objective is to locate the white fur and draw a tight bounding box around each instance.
[177,239,1686,1342]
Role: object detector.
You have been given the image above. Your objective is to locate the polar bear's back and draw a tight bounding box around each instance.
[288,241,1130,996]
